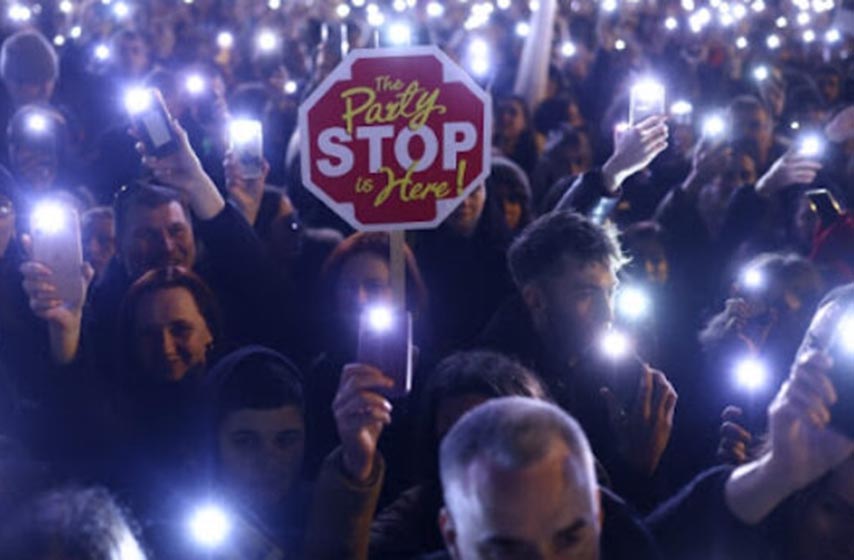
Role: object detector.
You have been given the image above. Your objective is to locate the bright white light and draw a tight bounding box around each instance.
[741,267,764,290]
[284,80,298,94]
[732,3,747,19]
[632,80,665,104]
[387,22,411,45]
[766,34,781,50]
[836,315,854,354]
[670,100,693,116]
[124,88,152,115]
[734,357,769,391]
[393,0,407,11]
[59,0,74,14]
[750,0,765,12]
[753,65,769,82]
[719,13,734,27]
[426,1,444,16]
[469,57,490,76]
[189,505,231,549]
[337,3,351,17]
[268,0,282,8]
[799,135,823,157]
[8,4,32,22]
[217,31,234,49]
[796,11,810,25]
[94,44,111,61]
[602,0,618,12]
[560,41,576,57]
[26,113,48,133]
[366,2,379,12]
[497,0,511,9]
[775,16,787,28]
[53,35,66,47]
[615,121,630,134]
[229,119,261,146]
[803,29,815,43]
[31,202,68,235]
[600,330,631,360]
[825,28,841,44]
[736,36,748,49]
[790,121,801,130]
[185,74,205,95]
[113,1,130,18]
[617,286,650,321]
[366,305,394,332]
[367,10,385,26]
[353,0,366,7]
[70,26,82,39]
[703,114,726,137]
[515,21,530,37]
[681,0,695,9]
[615,39,627,51]
[256,30,277,52]
[529,0,540,10]
[469,38,489,58]
[665,16,678,30]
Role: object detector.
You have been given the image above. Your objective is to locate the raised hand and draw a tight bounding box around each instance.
[601,366,678,476]
[333,364,394,482]
[717,406,753,465]
[755,149,822,197]
[602,115,669,192]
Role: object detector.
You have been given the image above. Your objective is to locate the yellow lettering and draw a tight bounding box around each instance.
[374,163,450,207]
[341,87,376,134]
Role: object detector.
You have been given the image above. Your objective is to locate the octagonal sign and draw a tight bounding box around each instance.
[299,46,492,231]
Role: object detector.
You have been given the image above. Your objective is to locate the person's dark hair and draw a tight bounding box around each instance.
[118,266,222,379]
[416,350,548,480]
[0,486,146,560]
[728,94,771,121]
[211,347,305,430]
[533,96,577,136]
[113,180,190,244]
[508,210,627,287]
[321,232,428,314]
[486,157,533,230]
[0,30,58,86]
[6,103,69,167]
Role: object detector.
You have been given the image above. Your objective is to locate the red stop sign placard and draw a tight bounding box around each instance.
[298,46,492,231]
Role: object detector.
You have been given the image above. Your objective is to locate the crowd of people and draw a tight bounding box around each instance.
[0,0,853,558]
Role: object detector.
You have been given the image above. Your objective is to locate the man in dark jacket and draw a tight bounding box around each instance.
[478,211,677,510]
[436,397,660,560]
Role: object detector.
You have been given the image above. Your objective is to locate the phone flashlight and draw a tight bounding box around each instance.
[8,3,31,22]
[124,87,179,157]
[560,41,577,58]
[798,134,823,158]
[599,329,632,360]
[766,34,781,49]
[616,286,651,322]
[30,201,84,309]
[357,304,413,399]
[185,74,206,96]
[629,80,665,126]
[256,30,277,52]
[216,31,234,50]
[702,114,727,139]
[386,22,412,45]
[670,100,693,125]
[753,65,769,82]
[94,43,111,61]
[284,80,298,95]
[740,266,764,290]
[188,504,231,549]
[112,1,130,18]
[426,1,444,17]
[733,356,769,392]
[229,119,264,180]
[26,113,49,134]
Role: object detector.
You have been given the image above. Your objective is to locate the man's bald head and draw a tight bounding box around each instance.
[439,397,600,560]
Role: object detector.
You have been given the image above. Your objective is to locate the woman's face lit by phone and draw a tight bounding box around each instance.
[133,286,213,382]
[336,252,393,324]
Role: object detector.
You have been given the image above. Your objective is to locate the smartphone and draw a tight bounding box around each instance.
[29,203,84,310]
[357,307,413,399]
[805,188,843,227]
[229,120,264,180]
[629,81,665,126]
[126,88,179,157]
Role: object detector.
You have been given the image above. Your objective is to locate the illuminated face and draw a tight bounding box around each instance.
[134,287,213,382]
[446,184,486,237]
[83,216,116,277]
[116,36,149,78]
[218,405,306,510]
[497,100,527,139]
[731,107,773,157]
[532,258,618,359]
[794,456,854,560]
[120,201,196,280]
[441,441,601,560]
[818,74,841,105]
[335,252,393,322]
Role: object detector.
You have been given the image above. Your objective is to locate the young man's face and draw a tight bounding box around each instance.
[441,441,601,560]
[218,405,306,510]
[120,201,196,279]
[527,258,618,360]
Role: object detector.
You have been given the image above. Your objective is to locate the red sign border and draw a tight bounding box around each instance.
[298,45,493,232]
